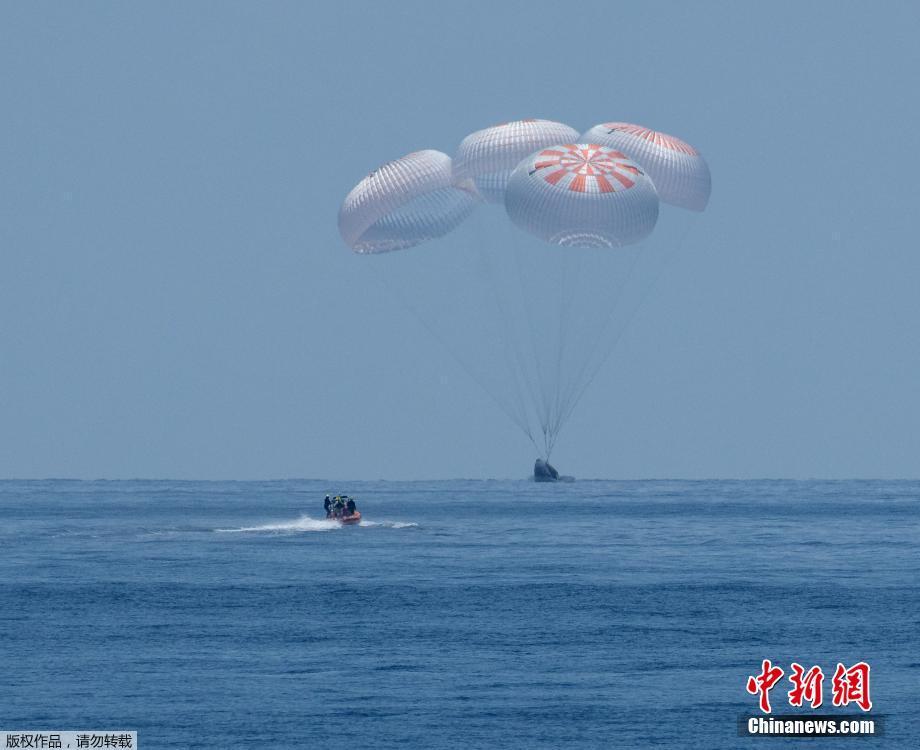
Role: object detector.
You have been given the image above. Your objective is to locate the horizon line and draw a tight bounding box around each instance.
[1,476,918,483]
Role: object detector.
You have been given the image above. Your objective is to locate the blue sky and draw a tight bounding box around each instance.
[2,1,919,479]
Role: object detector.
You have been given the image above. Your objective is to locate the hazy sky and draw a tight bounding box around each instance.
[2,1,919,480]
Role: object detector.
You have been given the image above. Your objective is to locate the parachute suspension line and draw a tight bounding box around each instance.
[548,247,572,456]
[546,246,593,455]
[362,255,538,453]
[556,213,700,432]
[499,234,547,451]
[544,246,581,458]
[508,223,555,446]
[551,242,645,440]
[539,247,563,459]
[470,212,539,450]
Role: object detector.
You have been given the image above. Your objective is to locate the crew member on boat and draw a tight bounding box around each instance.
[326,495,358,519]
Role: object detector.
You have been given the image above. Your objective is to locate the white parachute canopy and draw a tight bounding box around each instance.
[580,123,711,211]
[338,149,477,253]
[453,119,580,204]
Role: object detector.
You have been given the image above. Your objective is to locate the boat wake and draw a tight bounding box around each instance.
[216,515,339,534]
[215,516,418,534]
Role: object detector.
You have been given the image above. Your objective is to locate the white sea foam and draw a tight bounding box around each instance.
[216,516,418,533]
[216,515,340,533]
[359,520,419,529]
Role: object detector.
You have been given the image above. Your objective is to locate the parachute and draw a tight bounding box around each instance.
[580,123,711,211]
[338,120,710,460]
[504,144,659,248]
[337,150,477,253]
[453,119,581,203]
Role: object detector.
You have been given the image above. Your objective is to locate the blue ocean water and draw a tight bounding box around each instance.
[1,479,917,748]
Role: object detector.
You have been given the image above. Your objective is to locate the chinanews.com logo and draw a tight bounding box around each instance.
[739,660,883,738]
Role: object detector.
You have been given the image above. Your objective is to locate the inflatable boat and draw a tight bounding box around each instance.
[339,511,362,525]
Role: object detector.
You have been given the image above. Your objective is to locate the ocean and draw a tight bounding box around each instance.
[1,479,917,748]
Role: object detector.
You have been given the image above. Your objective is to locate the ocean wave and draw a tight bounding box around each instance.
[359,520,418,529]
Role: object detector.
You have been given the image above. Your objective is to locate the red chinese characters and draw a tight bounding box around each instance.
[746,659,785,714]
[788,663,824,708]
[746,660,873,713]
[832,662,872,711]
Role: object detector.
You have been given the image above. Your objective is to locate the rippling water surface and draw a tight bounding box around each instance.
[1,479,917,748]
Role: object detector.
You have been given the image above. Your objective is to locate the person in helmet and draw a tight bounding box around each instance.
[345,497,357,516]
[323,495,332,518]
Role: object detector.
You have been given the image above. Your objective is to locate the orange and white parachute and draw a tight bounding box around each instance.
[504,143,659,248]
[581,122,710,211]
